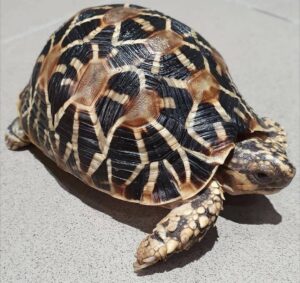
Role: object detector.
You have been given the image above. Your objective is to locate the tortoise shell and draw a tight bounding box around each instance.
[18,4,265,205]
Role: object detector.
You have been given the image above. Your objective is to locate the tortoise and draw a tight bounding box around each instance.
[5,4,296,270]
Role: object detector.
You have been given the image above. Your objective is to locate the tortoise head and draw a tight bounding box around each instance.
[217,119,296,195]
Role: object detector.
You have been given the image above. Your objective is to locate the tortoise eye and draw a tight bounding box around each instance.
[253,172,273,183]
[256,172,269,179]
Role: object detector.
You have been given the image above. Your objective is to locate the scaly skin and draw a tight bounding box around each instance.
[5,117,30,150]
[134,180,224,270]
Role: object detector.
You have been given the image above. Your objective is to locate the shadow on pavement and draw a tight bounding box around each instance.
[28,145,282,274]
[222,194,282,225]
[29,146,166,234]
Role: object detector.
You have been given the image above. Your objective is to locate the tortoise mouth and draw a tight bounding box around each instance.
[250,187,282,195]
[222,184,282,196]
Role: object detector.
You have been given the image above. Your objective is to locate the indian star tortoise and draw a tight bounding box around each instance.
[5,4,296,270]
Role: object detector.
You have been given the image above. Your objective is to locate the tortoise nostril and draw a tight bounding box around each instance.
[290,165,296,178]
[278,164,296,188]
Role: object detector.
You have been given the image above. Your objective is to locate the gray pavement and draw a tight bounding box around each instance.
[1,1,299,282]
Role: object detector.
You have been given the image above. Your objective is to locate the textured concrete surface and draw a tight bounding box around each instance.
[1,0,299,282]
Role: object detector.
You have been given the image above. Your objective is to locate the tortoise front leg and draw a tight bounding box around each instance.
[5,117,30,150]
[134,180,224,271]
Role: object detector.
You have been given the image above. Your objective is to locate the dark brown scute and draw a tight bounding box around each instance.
[108,126,141,165]
[109,43,151,67]
[56,104,76,156]
[158,80,193,124]
[211,47,229,75]
[180,45,205,70]
[139,14,166,31]
[58,44,93,66]
[153,162,180,203]
[108,127,141,188]
[158,53,190,79]
[95,96,125,136]
[119,19,150,41]
[78,111,101,172]
[171,18,191,36]
[77,7,108,22]
[91,159,110,191]
[53,17,74,46]
[93,25,115,58]
[141,124,173,162]
[61,19,101,47]
[107,71,140,96]
[167,150,186,183]
[187,152,215,188]
[48,72,70,120]
[125,165,150,200]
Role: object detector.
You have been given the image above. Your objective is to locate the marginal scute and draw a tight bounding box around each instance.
[211,47,228,75]
[180,183,197,199]
[38,45,61,90]
[188,70,219,102]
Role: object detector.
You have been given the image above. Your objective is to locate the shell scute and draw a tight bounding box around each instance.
[78,110,101,172]
[77,7,109,22]
[19,4,262,205]
[61,19,101,47]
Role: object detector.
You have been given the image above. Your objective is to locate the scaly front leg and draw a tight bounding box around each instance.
[134,180,224,270]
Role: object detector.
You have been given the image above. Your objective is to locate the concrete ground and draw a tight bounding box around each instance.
[1,0,299,282]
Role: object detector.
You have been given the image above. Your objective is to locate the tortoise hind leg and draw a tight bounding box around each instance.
[134,180,224,271]
[5,117,30,150]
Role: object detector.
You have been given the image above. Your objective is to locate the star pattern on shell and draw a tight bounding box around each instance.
[19,4,265,205]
